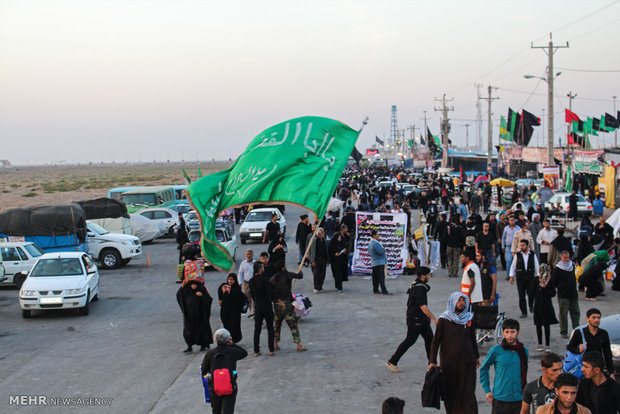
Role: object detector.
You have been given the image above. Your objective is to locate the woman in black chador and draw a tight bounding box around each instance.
[218,273,247,343]
[176,277,213,353]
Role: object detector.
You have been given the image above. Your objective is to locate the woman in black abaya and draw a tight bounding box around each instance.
[176,279,213,353]
[218,273,247,343]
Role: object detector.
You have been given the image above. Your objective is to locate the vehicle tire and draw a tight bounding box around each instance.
[100,249,121,270]
[241,239,246,244]
[22,309,31,319]
[92,291,99,302]
[14,273,27,289]
[121,259,131,265]
[79,292,90,316]
[168,226,175,237]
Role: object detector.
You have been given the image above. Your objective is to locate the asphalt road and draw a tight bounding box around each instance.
[0,205,618,413]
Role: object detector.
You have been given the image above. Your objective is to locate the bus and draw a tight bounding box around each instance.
[108,187,144,201]
[121,186,175,213]
[172,185,188,205]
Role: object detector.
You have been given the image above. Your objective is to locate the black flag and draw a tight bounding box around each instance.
[521,109,541,126]
[350,146,363,166]
[605,113,619,129]
[375,136,384,146]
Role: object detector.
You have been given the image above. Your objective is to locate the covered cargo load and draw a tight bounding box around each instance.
[75,198,129,220]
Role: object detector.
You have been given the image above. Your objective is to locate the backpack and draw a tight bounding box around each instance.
[562,329,586,379]
[210,351,236,396]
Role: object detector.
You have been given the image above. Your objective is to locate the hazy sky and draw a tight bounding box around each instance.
[1,0,619,165]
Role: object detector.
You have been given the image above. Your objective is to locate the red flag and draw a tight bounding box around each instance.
[567,133,575,146]
[460,164,463,183]
[565,108,580,124]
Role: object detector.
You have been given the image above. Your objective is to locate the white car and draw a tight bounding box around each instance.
[544,192,593,217]
[239,208,285,244]
[136,207,180,237]
[86,222,142,269]
[188,227,237,262]
[19,252,100,318]
[0,242,45,288]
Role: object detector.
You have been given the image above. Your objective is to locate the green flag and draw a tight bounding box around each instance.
[586,118,598,136]
[182,169,192,184]
[500,116,513,141]
[186,116,359,271]
[565,166,572,192]
[197,168,203,178]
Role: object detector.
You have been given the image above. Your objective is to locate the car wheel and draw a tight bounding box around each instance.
[22,309,31,319]
[241,239,246,244]
[100,249,121,270]
[168,226,175,237]
[79,292,90,316]
[121,259,131,265]
[92,291,99,302]
[14,273,26,289]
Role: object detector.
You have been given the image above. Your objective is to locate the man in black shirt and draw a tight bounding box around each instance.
[249,261,277,356]
[475,222,496,264]
[521,352,563,414]
[386,266,436,372]
[567,309,615,380]
[309,228,329,293]
[269,261,307,352]
[262,214,281,244]
[577,351,620,414]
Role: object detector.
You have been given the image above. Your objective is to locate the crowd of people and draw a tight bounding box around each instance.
[176,164,619,413]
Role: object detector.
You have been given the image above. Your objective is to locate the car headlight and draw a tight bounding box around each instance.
[611,344,620,357]
[21,290,36,297]
[65,288,84,295]
[121,241,131,245]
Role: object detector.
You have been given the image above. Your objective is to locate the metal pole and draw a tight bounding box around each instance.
[487,86,493,169]
[547,38,554,166]
[614,96,617,147]
[465,123,470,151]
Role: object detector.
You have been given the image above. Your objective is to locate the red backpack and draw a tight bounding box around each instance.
[211,352,235,396]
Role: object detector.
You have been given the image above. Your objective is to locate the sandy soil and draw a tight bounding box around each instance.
[0,162,229,212]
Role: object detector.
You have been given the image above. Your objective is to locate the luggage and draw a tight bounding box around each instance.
[563,329,586,379]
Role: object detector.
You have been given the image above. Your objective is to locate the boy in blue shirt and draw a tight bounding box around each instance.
[480,319,529,414]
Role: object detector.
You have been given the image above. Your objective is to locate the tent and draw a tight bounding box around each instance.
[490,178,514,187]
[607,208,620,238]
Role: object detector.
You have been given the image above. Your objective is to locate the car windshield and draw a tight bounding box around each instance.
[577,195,587,202]
[88,222,109,235]
[23,244,45,257]
[188,232,201,243]
[174,205,191,214]
[123,194,157,206]
[30,258,83,277]
[215,229,226,242]
[246,211,273,222]
[187,212,197,221]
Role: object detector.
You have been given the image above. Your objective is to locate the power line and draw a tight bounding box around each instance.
[522,73,545,107]
[555,67,620,73]
[567,17,620,41]
[535,0,620,40]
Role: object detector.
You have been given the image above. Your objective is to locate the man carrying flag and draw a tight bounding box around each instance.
[186,116,360,272]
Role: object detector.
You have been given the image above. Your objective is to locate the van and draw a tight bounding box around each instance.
[121,186,175,213]
[108,186,144,201]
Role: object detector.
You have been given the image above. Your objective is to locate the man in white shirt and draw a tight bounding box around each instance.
[509,239,539,318]
[460,249,483,305]
[536,219,557,265]
[237,249,256,318]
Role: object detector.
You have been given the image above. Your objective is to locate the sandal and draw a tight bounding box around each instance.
[296,345,307,352]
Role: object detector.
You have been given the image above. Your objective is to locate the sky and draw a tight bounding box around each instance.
[0,0,619,165]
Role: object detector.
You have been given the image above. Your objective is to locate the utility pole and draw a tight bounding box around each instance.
[464,124,470,151]
[434,94,454,168]
[480,86,499,171]
[476,83,483,150]
[541,108,546,147]
[532,33,569,166]
[421,111,428,146]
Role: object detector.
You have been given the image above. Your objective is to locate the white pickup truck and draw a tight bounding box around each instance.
[0,241,46,288]
[86,222,142,270]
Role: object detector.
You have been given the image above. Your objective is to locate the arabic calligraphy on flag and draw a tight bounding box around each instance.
[186,116,359,271]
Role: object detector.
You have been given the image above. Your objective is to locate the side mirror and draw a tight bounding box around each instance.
[87,232,96,238]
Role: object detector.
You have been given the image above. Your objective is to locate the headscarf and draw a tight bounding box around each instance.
[555,259,574,272]
[438,292,473,325]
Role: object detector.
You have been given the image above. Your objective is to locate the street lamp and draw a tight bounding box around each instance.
[524,72,562,166]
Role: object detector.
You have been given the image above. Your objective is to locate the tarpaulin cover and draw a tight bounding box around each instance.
[0,204,87,242]
[76,198,129,219]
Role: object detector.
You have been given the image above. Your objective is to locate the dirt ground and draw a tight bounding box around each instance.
[0,162,229,212]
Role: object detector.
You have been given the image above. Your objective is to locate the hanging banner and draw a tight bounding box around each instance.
[352,212,408,275]
[542,166,560,190]
[573,150,604,175]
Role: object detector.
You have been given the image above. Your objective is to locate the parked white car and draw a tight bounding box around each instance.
[544,192,593,217]
[86,222,142,269]
[0,242,45,288]
[188,227,237,262]
[19,252,100,318]
[239,208,286,244]
[136,208,179,237]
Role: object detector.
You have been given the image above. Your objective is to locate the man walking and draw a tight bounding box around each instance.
[435,213,449,268]
[577,351,620,413]
[429,292,479,414]
[249,261,276,357]
[551,251,580,338]
[269,261,307,352]
[368,230,391,295]
[386,266,436,372]
[536,373,591,414]
[262,213,280,244]
[309,228,329,293]
[521,353,563,414]
[536,219,557,265]
[567,308,615,380]
[509,239,539,318]
[201,328,248,414]
[502,216,521,279]
[511,218,535,258]
[480,319,529,414]
[237,249,256,318]
[475,222,497,263]
[460,249,483,305]
[446,216,464,278]
[295,214,312,266]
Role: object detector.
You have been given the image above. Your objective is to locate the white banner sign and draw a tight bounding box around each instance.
[352,212,408,274]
